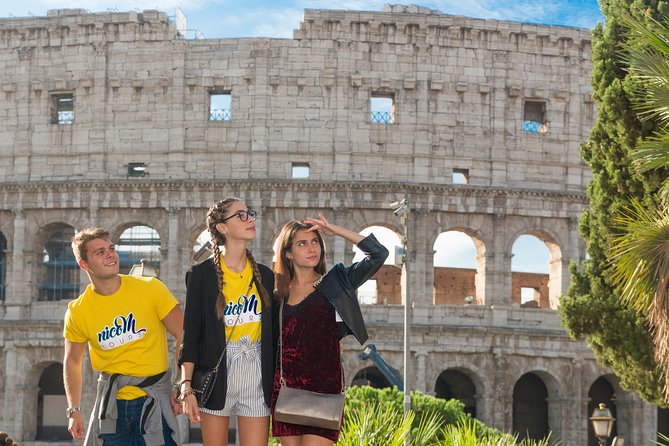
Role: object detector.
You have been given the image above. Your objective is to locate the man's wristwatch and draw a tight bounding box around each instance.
[66,406,81,418]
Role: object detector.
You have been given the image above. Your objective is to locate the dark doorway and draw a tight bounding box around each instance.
[513,372,549,441]
[36,363,70,440]
[435,369,477,417]
[588,377,617,446]
[351,366,393,388]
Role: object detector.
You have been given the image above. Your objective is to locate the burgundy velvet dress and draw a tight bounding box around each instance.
[271,290,343,442]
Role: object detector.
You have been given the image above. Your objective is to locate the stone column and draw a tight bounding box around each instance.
[3,344,22,439]
[415,350,428,394]
[616,395,656,445]
[410,208,430,307]
[484,214,512,306]
[332,233,345,266]
[164,207,181,300]
[5,209,29,319]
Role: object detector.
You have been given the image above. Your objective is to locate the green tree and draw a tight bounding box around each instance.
[558,0,668,405]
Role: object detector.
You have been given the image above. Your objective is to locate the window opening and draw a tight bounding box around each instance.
[523,101,547,133]
[292,163,310,179]
[51,94,74,125]
[370,94,395,124]
[209,91,232,121]
[453,169,469,184]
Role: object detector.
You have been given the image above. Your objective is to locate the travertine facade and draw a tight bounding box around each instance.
[0,5,662,445]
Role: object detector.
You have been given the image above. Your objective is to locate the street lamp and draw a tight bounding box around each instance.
[590,403,615,446]
[128,258,158,278]
[390,198,410,416]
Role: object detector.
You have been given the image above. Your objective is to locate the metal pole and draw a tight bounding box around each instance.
[401,208,410,416]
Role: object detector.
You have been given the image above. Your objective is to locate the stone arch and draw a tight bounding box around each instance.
[112,223,162,275]
[18,359,64,441]
[432,227,487,305]
[512,370,562,441]
[36,362,68,441]
[508,228,564,309]
[434,367,483,418]
[190,226,211,264]
[354,224,401,305]
[34,223,78,301]
[587,375,618,446]
[351,365,393,388]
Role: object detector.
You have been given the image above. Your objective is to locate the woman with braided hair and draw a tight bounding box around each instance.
[179,198,276,446]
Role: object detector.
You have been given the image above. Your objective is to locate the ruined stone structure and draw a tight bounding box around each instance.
[0,4,662,444]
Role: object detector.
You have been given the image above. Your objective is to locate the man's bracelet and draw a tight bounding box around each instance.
[66,406,81,418]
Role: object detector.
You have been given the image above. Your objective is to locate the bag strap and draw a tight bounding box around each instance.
[279,300,345,394]
[212,278,253,372]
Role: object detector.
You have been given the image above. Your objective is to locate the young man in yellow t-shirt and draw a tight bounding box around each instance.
[63,227,184,445]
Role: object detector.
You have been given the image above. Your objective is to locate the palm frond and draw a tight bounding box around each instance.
[630,132,669,174]
[611,197,669,401]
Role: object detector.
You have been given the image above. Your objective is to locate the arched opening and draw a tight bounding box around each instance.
[588,377,617,446]
[433,230,483,305]
[513,372,549,441]
[117,225,161,275]
[353,226,401,305]
[192,229,212,264]
[435,369,477,417]
[351,366,393,389]
[36,363,69,440]
[38,226,78,301]
[511,234,561,309]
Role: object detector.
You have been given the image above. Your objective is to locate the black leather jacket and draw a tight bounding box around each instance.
[314,233,389,344]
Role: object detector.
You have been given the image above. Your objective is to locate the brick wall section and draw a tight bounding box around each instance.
[381,266,550,306]
[511,272,550,308]
[374,264,401,304]
[434,267,477,305]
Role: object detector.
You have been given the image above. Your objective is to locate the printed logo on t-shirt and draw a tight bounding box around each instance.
[97,312,147,350]
[223,292,261,326]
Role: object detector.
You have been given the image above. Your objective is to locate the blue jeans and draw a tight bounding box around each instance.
[99,397,176,446]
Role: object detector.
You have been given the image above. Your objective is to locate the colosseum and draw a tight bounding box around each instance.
[0,4,664,445]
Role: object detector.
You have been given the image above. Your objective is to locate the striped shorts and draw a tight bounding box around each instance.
[200,335,270,417]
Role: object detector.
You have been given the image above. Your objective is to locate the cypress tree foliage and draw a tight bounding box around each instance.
[558,0,669,405]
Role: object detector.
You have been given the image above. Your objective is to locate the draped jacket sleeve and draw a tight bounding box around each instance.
[314,233,389,344]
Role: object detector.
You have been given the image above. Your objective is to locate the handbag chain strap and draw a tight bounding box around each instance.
[279,300,345,394]
[211,278,254,373]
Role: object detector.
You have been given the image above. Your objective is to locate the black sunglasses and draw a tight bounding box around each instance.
[221,209,257,223]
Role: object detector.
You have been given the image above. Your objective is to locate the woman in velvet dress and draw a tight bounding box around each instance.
[271,214,388,446]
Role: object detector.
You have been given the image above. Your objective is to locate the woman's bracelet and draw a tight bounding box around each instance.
[180,379,192,386]
[178,388,194,402]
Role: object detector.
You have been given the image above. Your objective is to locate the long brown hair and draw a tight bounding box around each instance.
[273,220,326,302]
[206,198,270,319]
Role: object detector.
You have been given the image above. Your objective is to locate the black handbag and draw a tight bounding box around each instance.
[192,362,221,407]
[273,302,345,430]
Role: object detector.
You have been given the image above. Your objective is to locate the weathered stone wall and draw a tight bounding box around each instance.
[0,6,660,445]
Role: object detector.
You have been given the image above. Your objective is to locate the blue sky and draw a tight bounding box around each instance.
[2,0,603,39]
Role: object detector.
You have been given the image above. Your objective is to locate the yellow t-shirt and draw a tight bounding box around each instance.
[63,275,179,400]
[220,259,262,342]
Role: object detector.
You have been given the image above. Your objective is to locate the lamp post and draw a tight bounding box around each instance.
[590,403,615,446]
[128,258,158,278]
[390,198,410,416]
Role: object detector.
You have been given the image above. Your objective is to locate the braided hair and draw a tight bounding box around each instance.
[206,198,271,319]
